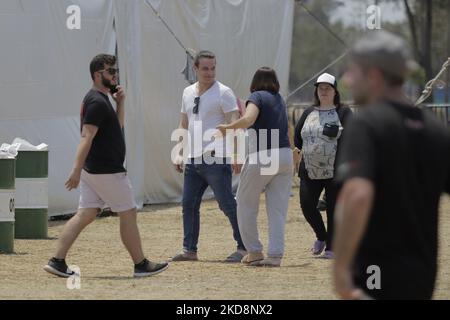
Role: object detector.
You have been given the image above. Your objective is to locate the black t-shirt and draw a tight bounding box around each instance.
[337,101,450,299]
[80,89,126,174]
[247,91,290,152]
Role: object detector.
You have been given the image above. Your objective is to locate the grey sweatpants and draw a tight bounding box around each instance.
[236,148,293,258]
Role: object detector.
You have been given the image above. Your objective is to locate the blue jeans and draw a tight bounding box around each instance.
[182,159,245,252]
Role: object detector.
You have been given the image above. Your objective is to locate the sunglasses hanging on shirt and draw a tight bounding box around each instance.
[193,97,200,114]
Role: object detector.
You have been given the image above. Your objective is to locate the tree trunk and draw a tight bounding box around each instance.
[423,0,433,82]
[404,0,421,63]
[447,0,450,102]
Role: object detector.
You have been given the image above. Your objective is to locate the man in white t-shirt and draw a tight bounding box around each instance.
[171,50,246,262]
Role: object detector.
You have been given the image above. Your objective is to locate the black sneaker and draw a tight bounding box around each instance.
[43,258,75,278]
[134,259,169,278]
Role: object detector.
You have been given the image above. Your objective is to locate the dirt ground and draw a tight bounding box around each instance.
[1,187,449,300]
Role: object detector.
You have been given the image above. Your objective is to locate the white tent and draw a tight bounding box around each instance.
[0,0,295,216]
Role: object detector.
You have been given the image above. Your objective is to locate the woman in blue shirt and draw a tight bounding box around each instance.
[217,67,293,267]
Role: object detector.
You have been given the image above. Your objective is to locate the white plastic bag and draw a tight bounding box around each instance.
[0,143,19,159]
[12,138,48,151]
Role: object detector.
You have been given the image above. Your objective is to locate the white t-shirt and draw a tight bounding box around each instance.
[181,81,238,158]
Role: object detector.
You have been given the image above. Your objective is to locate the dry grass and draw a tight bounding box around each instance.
[1,188,449,300]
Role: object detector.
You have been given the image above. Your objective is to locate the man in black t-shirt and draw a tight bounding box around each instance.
[44,54,168,278]
[79,89,126,174]
[333,31,450,299]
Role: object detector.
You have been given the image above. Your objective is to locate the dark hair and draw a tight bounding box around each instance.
[382,73,405,86]
[90,54,116,80]
[313,84,342,109]
[350,55,405,87]
[250,67,280,93]
[194,50,216,67]
[349,31,410,87]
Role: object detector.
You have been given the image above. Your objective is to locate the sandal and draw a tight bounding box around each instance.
[241,252,264,265]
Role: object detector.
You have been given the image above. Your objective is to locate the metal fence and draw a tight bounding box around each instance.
[423,104,450,126]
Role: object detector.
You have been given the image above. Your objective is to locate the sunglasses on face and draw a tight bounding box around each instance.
[193,97,200,114]
[99,67,119,75]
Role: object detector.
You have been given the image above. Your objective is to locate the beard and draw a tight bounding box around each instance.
[101,74,116,92]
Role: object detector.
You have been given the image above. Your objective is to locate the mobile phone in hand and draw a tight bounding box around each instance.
[110,85,118,94]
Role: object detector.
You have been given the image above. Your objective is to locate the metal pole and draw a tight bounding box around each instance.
[447,0,450,104]
[446,0,450,124]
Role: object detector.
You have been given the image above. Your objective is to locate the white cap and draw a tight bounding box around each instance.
[315,73,337,88]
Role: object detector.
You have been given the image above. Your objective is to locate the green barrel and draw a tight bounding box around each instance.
[14,150,48,239]
[0,158,15,253]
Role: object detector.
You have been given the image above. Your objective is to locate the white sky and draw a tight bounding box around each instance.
[330,0,407,28]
